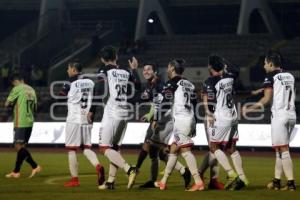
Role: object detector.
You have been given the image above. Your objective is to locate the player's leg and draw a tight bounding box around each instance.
[155,120,192,188]
[82,124,105,186]
[139,144,159,188]
[155,143,179,190]
[199,117,211,179]
[201,118,223,189]
[136,125,152,171]
[227,124,249,190]
[279,118,296,190]
[210,126,237,189]
[227,143,249,190]
[158,146,191,188]
[99,118,136,189]
[64,123,80,187]
[23,127,41,178]
[6,128,32,178]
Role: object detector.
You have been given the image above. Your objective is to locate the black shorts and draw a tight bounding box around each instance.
[14,127,32,144]
[144,115,171,144]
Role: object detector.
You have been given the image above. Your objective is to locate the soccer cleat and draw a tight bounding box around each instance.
[230,177,249,190]
[5,172,20,178]
[224,172,238,189]
[208,178,224,190]
[267,178,281,190]
[182,167,191,188]
[98,182,115,190]
[127,167,137,189]
[186,182,205,192]
[96,164,105,186]
[64,177,80,187]
[281,180,296,191]
[28,165,42,178]
[154,181,166,190]
[139,180,156,188]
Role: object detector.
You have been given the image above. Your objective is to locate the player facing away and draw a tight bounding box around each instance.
[130,58,191,188]
[88,46,139,190]
[5,74,42,178]
[198,55,228,190]
[61,62,104,187]
[243,51,296,191]
[153,59,204,191]
[204,55,249,190]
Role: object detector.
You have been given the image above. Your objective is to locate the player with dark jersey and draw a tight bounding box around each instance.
[243,51,296,191]
[129,58,191,188]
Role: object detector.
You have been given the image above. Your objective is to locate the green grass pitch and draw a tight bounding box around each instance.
[0,150,299,200]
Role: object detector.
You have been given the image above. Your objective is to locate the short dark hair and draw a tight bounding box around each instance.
[143,61,158,73]
[265,50,282,67]
[100,46,117,61]
[169,58,185,75]
[208,54,224,72]
[9,73,24,82]
[68,62,83,72]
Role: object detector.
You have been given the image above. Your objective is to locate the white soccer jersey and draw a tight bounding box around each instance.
[214,74,238,125]
[263,70,296,117]
[154,76,197,120]
[173,79,196,118]
[66,77,94,124]
[97,65,136,111]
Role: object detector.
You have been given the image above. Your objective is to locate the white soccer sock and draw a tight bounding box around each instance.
[104,149,130,173]
[107,163,118,183]
[68,151,78,177]
[208,152,219,179]
[214,149,235,176]
[198,152,210,175]
[174,161,186,175]
[275,151,283,179]
[83,149,99,167]
[281,151,294,180]
[231,151,247,182]
[181,151,202,184]
[161,154,177,184]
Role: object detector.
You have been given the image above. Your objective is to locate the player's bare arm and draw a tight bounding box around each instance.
[242,88,272,116]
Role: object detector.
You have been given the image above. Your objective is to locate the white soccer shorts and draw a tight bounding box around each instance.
[65,123,92,149]
[208,123,238,144]
[271,116,296,147]
[171,116,195,148]
[99,110,127,148]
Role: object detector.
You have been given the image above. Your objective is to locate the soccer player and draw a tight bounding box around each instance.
[89,46,139,190]
[5,73,41,178]
[130,59,191,188]
[153,59,204,191]
[204,55,249,190]
[199,55,227,190]
[61,62,104,187]
[243,51,296,191]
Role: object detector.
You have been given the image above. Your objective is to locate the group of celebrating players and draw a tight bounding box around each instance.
[4,46,297,192]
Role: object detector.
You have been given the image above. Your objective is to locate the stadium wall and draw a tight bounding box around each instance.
[0,122,299,147]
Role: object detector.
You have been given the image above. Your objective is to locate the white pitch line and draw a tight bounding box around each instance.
[44,174,94,185]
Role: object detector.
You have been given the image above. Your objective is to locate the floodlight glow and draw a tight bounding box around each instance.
[148,18,154,23]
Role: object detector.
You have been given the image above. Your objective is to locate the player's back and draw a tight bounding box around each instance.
[173,77,196,118]
[67,77,94,124]
[13,84,36,127]
[214,75,238,125]
[270,71,296,117]
[98,65,132,111]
